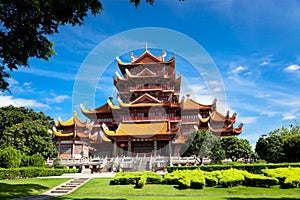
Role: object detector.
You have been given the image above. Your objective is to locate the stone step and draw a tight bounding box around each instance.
[51,190,69,193]
[55,187,74,190]
[61,185,77,188]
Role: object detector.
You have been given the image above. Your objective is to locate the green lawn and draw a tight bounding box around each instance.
[54,178,300,200]
[0,178,70,200]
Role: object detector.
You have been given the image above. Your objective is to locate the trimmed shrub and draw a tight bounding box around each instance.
[178,177,191,189]
[263,167,300,188]
[143,171,163,184]
[135,175,147,189]
[244,172,279,187]
[112,172,142,185]
[30,154,45,167]
[0,167,77,180]
[190,177,205,189]
[0,147,22,168]
[20,154,31,167]
[218,169,245,188]
[204,172,218,187]
[53,158,66,169]
[167,163,300,174]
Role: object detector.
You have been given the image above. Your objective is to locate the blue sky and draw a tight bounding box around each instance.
[1,0,300,148]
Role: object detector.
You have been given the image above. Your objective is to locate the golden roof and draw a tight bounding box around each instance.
[56,111,89,127]
[208,123,243,136]
[52,128,74,137]
[80,101,120,115]
[102,122,176,136]
[182,98,212,110]
[198,114,210,123]
[116,50,175,74]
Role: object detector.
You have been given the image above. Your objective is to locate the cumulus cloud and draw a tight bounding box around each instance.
[260,61,269,66]
[282,113,297,120]
[232,66,247,73]
[45,95,70,104]
[284,64,300,72]
[238,116,258,124]
[0,95,50,109]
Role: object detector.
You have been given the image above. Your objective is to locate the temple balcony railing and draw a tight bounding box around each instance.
[129,86,175,92]
[121,116,181,122]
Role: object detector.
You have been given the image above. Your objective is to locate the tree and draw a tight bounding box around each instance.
[255,135,284,163]
[255,122,300,163]
[0,0,103,91]
[209,142,225,165]
[0,105,57,158]
[220,136,253,162]
[181,130,221,164]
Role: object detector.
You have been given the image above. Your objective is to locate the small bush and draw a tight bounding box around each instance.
[263,167,300,188]
[30,154,45,167]
[190,177,205,189]
[143,171,163,184]
[0,147,22,168]
[135,175,147,189]
[218,169,245,188]
[244,172,279,187]
[204,172,218,186]
[178,177,191,189]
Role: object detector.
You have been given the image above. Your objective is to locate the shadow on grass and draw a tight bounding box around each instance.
[54,198,127,200]
[0,182,48,200]
[226,198,299,200]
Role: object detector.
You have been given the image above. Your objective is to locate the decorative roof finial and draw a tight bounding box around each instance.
[146,42,148,51]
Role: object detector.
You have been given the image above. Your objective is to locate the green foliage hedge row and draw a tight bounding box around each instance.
[110,167,300,190]
[0,167,77,180]
[110,171,163,188]
[167,163,300,174]
[262,167,300,188]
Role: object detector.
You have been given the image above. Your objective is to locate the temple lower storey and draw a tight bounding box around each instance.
[53,49,243,159]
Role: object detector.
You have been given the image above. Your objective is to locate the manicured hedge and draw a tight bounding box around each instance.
[262,167,300,188]
[167,163,300,174]
[110,171,163,188]
[218,169,245,188]
[244,172,279,187]
[0,167,77,180]
[135,175,147,189]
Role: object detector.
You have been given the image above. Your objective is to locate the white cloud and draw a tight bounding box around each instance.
[45,95,70,104]
[284,64,300,72]
[232,66,247,73]
[260,61,269,66]
[282,113,297,120]
[260,110,277,117]
[238,116,258,124]
[0,95,50,109]
[23,82,32,87]
[243,72,252,76]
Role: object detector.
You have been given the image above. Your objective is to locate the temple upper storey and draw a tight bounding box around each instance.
[116,50,175,75]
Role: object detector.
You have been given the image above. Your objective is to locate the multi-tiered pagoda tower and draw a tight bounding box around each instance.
[54,49,243,158]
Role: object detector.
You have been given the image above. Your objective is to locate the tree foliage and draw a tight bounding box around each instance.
[0,146,22,168]
[255,122,300,163]
[0,0,103,91]
[181,130,223,164]
[0,105,57,158]
[220,136,253,162]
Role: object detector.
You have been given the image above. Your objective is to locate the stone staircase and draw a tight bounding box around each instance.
[44,178,90,196]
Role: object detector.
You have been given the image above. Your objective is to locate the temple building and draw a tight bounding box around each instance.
[53,49,243,158]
